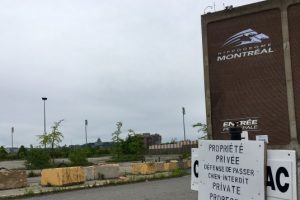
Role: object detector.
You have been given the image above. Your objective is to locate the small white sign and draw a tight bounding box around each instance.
[191,148,199,191]
[266,150,297,200]
[256,135,269,143]
[241,131,249,140]
[197,140,265,200]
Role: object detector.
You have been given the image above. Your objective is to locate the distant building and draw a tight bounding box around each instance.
[69,138,113,149]
[149,140,198,154]
[5,147,19,154]
[94,138,102,147]
[141,133,162,148]
[93,138,113,148]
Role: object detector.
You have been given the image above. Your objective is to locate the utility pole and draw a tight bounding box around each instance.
[11,127,14,149]
[85,120,88,145]
[42,97,47,135]
[42,97,47,149]
[182,107,186,141]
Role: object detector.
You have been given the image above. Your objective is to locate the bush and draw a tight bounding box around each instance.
[6,153,19,160]
[50,146,70,158]
[0,146,8,160]
[95,148,110,156]
[69,149,89,166]
[179,152,191,161]
[25,149,51,169]
[17,145,28,159]
[172,168,186,177]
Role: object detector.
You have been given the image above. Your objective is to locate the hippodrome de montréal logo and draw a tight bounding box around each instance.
[222,28,269,48]
[217,28,273,62]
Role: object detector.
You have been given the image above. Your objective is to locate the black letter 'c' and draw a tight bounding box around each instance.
[193,160,199,178]
[276,167,289,193]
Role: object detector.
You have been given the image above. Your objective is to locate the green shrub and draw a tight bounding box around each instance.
[6,153,18,160]
[172,169,186,177]
[17,145,28,159]
[69,149,89,166]
[25,149,51,169]
[95,148,110,156]
[179,152,191,161]
[0,146,8,160]
[24,188,34,196]
[50,146,70,159]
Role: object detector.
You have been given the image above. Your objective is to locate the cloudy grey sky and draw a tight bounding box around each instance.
[0,0,262,147]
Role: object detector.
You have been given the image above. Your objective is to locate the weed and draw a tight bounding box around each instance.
[171,169,186,177]
[24,188,34,196]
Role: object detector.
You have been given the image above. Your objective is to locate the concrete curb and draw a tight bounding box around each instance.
[0,171,187,199]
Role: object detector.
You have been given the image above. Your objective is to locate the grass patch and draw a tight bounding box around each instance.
[171,169,187,177]
[23,188,35,197]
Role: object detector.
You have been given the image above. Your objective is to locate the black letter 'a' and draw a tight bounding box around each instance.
[276,167,289,193]
[266,166,275,190]
[193,160,199,178]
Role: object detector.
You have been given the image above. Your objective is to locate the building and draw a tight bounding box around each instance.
[69,138,113,149]
[5,147,19,154]
[202,0,300,154]
[148,140,198,155]
[141,133,162,148]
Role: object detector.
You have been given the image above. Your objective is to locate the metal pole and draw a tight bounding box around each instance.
[85,120,88,145]
[11,127,14,149]
[43,100,46,134]
[42,97,47,149]
[182,107,186,141]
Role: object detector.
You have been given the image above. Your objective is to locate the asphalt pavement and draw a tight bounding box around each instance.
[22,175,197,200]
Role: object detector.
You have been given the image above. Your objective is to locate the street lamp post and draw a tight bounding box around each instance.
[85,120,88,145]
[11,127,14,149]
[182,107,186,141]
[42,97,47,135]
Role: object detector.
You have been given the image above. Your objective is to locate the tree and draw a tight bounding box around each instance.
[128,129,135,136]
[37,119,64,150]
[48,120,64,151]
[120,129,145,160]
[37,134,50,149]
[0,146,8,160]
[192,122,208,139]
[127,134,145,158]
[111,121,123,160]
[47,119,64,163]
[37,119,64,164]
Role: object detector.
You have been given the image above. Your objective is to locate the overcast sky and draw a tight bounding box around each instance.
[0,0,263,147]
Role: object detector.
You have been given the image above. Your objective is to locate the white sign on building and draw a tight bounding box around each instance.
[191,148,199,191]
[196,140,266,200]
[191,144,297,200]
[266,150,297,200]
